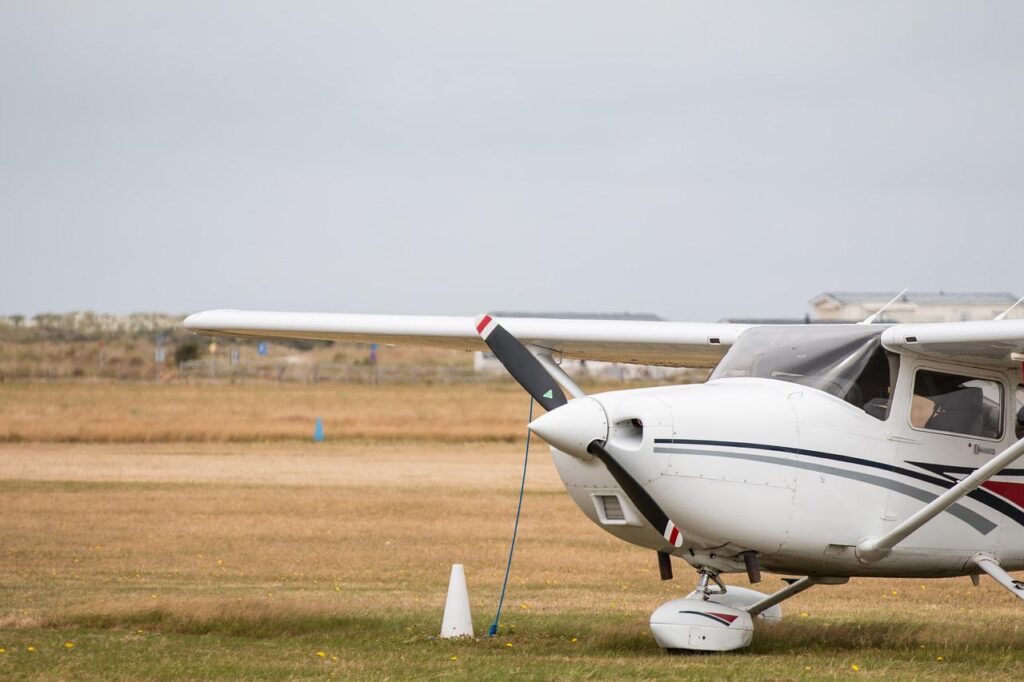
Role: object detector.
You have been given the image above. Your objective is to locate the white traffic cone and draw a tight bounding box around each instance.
[440,563,474,638]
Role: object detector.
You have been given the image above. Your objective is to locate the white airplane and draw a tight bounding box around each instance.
[184,304,1024,652]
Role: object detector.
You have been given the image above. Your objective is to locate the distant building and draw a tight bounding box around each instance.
[810,292,1023,323]
[473,312,688,379]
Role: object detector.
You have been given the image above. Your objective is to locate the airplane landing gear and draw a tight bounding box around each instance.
[694,567,726,600]
[649,567,755,652]
[649,568,847,652]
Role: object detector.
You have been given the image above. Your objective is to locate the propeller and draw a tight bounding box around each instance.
[476,315,567,412]
[474,314,683,550]
[587,440,683,548]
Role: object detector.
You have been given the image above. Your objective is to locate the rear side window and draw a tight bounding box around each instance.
[911,369,1003,439]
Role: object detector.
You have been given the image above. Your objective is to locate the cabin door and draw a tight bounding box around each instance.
[886,359,1012,548]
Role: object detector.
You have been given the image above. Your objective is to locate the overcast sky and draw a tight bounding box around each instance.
[1,2,1022,321]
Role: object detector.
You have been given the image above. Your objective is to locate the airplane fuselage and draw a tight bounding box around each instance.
[550,361,1024,578]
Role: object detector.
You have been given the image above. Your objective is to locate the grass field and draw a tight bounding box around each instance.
[0,383,1022,679]
[0,382,530,444]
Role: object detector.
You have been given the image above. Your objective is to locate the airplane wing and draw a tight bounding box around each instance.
[183,310,752,368]
[882,320,1024,369]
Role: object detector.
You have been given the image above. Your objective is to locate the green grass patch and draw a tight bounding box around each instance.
[0,609,1020,680]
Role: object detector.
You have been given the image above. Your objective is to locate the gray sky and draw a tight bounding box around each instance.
[2,1,1022,321]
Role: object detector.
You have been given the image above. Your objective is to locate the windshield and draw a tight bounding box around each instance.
[711,326,893,418]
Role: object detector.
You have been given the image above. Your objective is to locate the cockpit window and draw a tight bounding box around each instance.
[911,369,1003,439]
[710,326,893,419]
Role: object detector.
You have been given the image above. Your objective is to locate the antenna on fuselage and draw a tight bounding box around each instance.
[858,288,909,325]
[994,294,1024,321]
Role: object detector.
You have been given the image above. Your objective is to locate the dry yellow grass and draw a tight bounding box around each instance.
[0,382,532,443]
[0,382,1022,678]
[1,440,1020,628]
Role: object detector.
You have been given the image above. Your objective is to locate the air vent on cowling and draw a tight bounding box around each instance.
[599,495,625,521]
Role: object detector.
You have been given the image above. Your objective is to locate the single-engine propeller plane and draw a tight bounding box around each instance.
[185,305,1024,651]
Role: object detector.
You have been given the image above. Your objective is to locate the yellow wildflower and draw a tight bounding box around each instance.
[316,651,326,658]
[851,664,860,671]
[505,643,513,648]
[27,646,36,652]
[449,655,458,661]
[571,637,578,643]
[936,656,944,662]
[64,642,75,649]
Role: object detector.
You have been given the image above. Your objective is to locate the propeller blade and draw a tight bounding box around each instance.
[476,313,683,551]
[587,440,683,549]
[475,315,568,412]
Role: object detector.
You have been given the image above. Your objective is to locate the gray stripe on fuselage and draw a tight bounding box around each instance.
[653,446,996,535]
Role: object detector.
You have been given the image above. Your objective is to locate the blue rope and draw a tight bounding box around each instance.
[488,397,534,637]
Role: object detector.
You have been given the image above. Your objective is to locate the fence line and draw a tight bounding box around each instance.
[177,359,505,384]
[1,359,705,386]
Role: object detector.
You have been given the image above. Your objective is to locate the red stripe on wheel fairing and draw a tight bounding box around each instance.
[475,315,493,335]
[678,611,736,627]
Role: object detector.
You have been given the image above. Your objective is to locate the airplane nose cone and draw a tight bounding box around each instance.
[528,397,608,457]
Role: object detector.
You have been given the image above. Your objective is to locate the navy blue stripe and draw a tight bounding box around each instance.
[656,438,949,486]
[655,438,1024,528]
[907,461,1024,478]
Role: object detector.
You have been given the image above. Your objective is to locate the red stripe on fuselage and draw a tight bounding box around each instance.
[981,480,1024,509]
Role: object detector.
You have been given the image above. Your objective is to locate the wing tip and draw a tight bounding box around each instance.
[183,309,235,331]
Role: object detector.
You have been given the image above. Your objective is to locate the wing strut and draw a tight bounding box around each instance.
[971,553,1024,601]
[856,436,1024,562]
[531,348,586,399]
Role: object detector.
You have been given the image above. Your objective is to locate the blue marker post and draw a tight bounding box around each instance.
[369,343,379,385]
[314,417,324,443]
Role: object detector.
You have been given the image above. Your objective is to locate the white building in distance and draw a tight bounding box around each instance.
[810,291,1023,323]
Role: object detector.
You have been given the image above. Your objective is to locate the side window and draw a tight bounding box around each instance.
[853,347,896,421]
[1016,385,1023,439]
[911,369,1003,439]
[861,351,900,421]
